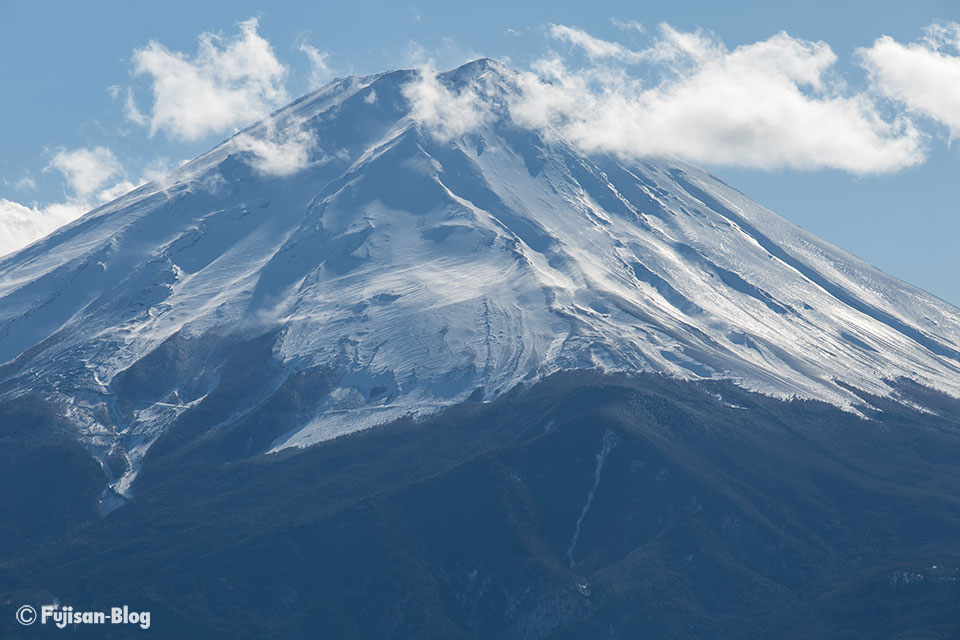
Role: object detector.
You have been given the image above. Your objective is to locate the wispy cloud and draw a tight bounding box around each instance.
[13,176,36,191]
[140,157,179,183]
[508,23,924,174]
[859,22,960,137]
[232,118,318,177]
[300,43,333,89]
[549,24,648,63]
[0,192,118,259]
[128,17,289,141]
[46,146,123,197]
[0,198,88,257]
[611,18,644,33]
[402,66,492,142]
[96,180,139,203]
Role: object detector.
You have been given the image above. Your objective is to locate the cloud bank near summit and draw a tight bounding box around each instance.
[408,23,947,174]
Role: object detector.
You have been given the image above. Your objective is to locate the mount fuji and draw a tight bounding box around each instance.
[5,59,960,639]
[2,59,960,501]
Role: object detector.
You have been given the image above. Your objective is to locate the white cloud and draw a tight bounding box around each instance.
[611,18,644,33]
[510,23,924,174]
[644,23,726,66]
[97,180,139,203]
[300,44,333,89]
[46,146,123,196]
[0,172,143,256]
[129,17,289,141]
[14,177,36,191]
[141,157,178,183]
[549,24,647,63]
[231,120,317,177]
[403,67,491,142]
[122,87,148,127]
[108,84,147,127]
[0,198,87,257]
[1,146,143,257]
[859,23,960,137]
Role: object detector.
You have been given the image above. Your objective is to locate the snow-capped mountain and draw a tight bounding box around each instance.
[2,59,960,498]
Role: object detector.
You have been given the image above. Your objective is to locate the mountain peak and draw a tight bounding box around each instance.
[449,57,501,73]
[2,61,960,498]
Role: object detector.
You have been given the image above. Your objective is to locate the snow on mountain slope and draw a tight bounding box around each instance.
[2,59,960,497]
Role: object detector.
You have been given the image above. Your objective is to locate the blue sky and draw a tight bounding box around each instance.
[1,0,958,303]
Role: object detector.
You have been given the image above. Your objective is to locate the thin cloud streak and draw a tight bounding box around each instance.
[300,44,333,90]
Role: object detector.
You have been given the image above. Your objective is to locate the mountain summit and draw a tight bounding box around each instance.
[2,59,960,498]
